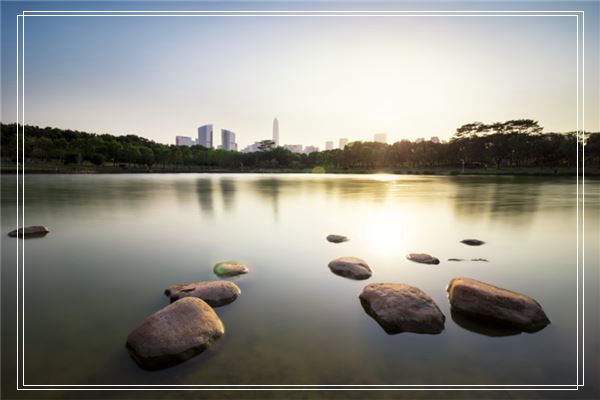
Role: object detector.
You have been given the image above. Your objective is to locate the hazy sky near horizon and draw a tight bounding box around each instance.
[1,1,598,148]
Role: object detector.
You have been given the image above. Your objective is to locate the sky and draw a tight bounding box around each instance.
[1,1,598,149]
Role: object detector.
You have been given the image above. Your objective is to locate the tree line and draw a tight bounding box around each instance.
[1,119,598,170]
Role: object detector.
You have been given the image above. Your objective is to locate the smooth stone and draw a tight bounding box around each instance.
[165,280,241,307]
[326,234,349,243]
[213,261,249,277]
[8,225,49,238]
[447,277,550,332]
[328,256,372,280]
[448,258,464,262]
[461,239,485,246]
[359,283,445,334]
[126,297,224,370]
[406,253,440,265]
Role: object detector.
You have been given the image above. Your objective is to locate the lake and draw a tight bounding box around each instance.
[1,174,598,391]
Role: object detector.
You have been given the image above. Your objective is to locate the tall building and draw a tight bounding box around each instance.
[273,118,279,146]
[374,133,387,143]
[339,138,348,149]
[283,144,303,153]
[325,141,334,150]
[221,129,238,151]
[197,124,213,148]
[175,136,194,146]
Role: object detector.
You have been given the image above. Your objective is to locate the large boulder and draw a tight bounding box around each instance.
[213,261,249,277]
[326,234,349,243]
[461,239,485,246]
[126,297,224,370]
[328,257,372,280]
[446,277,550,332]
[359,283,445,334]
[165,280,241,307]
[406,253,440,265]
[8,225,49,238]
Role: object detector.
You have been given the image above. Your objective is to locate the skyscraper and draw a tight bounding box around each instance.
[272,118,279,146]
[339,138,348,149]
[325,141,334,150]
[374,133,387,143]
[175,136,194,146]
[221,129,238,151]
[197,125,213,148]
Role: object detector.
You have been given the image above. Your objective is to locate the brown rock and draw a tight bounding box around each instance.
[165,280,241,307]
[359,283,445,334]
[328,257,372,280]
[461,239,485,246]
[326,234,349,243]
[406,253,440,265]
[126,297,224,370]
[446,277,550,332]
[8,225,49,238]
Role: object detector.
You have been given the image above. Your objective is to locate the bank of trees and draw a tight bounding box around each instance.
[1,120,599,170]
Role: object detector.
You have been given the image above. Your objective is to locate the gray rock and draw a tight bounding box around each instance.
[447,277,550,332]
[461,239,485,246]
[8,225,49,238]
[165,280,241,307]
[126,297,224,370]
[359,283,445,334]
[213,261,249,277]
[406,253,440,265]
[328,257,372,280]
[448,258,489,262]
[326,234,349,243]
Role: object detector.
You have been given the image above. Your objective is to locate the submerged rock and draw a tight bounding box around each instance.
[359,283,445,334]
[461,239,485,246]
[126,297,224,370]
[8,225,49,238]
[213,261,249,277]
[448,258,489,262]
[448,258,465,262]
[165,281,241,307]
[326,234,349,243]
[406,253,440,265]
[328,257,372,280]
[446,277,550,332]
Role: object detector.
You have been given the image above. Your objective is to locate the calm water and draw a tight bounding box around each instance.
[1,174,598,390]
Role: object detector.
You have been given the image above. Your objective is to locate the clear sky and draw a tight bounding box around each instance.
[1,1,598,148]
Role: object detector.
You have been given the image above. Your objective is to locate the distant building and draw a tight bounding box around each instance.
[374,133,387,143]
[339,138,348,149]
[242,142,260,153]
[197,124,214,148]
[325,141,334,150]
[273,118,280,146]
[304,145,319,154]
[415,137,424,143]
[175,136,194,146]
[430,136,440,143]
[284,144,303,153]
[221,129,238,151]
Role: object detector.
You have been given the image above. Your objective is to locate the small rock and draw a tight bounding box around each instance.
[126,297,224,370]
[461,239,485,246]
[213,261,249,277]
[406,253,440,265]
[359,283,445,334]
[326,234,349,243]
[447,277,550,332]
[448,258,465,262]
[165,281,241,307]
[471,258,489,262]
[8,225,49,238]
[328,257,372,280]
[447,258,489,262]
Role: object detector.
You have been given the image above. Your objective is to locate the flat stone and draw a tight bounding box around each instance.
[165,280,241,307]
[448,258,489,262]
[326,234,349,243]
[447,277,550,332]
[213,261,249,277]
[406,253,440,265]
[359,283,445,334]
[8,225,49,238]
[328,257,372,280]
[126,297,224,370]
[461,239,485,246]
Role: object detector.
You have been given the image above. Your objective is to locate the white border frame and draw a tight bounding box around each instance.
[13,8,586,392]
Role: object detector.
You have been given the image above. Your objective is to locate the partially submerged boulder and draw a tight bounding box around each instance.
[461,239,485,246]
[359,283,445,334]
[126,297,224,370]
[213,261,249,277]
[165,281,241,307]
[326,234,349,243]
[406,253,440,265]
[8,225,49,238]
[446,277,550,332]
[328,257,372,280]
